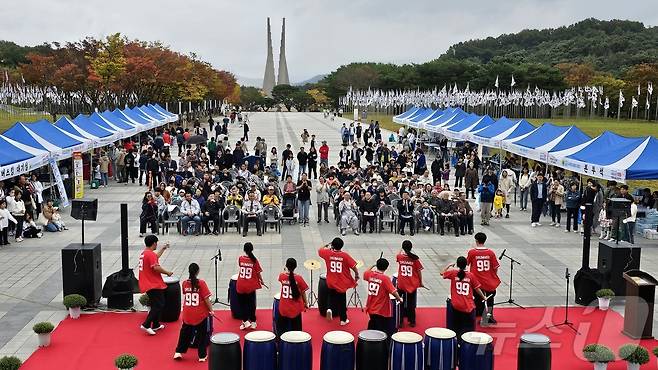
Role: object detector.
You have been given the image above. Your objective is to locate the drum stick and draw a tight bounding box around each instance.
[421,286,431,291]
[261,282,270,289]
[210,313,223,323]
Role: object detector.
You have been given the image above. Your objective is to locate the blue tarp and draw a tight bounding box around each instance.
[23,120,88,150]
[102,111,137,130]
[72,115,116,138]
[0,136,34,166]
[424,109,466,131]
[4,123,51,151]
[625,137,658,179]
[393,107,420,123]
[139,105,168,122]
[502,123,590,162]
[56,116,111,139]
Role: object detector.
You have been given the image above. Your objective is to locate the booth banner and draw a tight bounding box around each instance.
[504,143,544,162]
[0,160,32,181]
[50,157,70,208]
[73,152,84,199]
[549,155,626,182]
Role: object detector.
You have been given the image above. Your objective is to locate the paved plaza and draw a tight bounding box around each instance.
[0,111,656,360]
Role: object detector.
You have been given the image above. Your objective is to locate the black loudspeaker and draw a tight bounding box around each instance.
[608,198,632,218]
[574,267,604,305]
[62,243,102,305]
[71,198,98,221]
[597,240,641,296]
[102,270,139,310]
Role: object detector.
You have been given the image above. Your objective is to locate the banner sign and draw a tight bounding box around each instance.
[49,157,69,208]
[73,152,84,199]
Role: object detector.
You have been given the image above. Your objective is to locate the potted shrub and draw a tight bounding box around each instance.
[583,344,615,370]
[115,354,138,370]
[596,289,615,310]
[138,294,150,311]
[0,356,22,370]
[619,344,649,370]
[33,321,55,347]
[63,294,87,319]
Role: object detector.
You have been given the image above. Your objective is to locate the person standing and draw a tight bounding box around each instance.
[277,258,309,336]
[478,180,495,226]
[466,232,500,323]
[318,238,359,326]
[565,182,581,233]
[364,258,402,339]
[622,198,638,244]
[139,192,158,237]
[236,243,263,330]
[396,240,423,327]
[454,159,466,188]
[243,121,250,142]
[518,168,531,211]
[549,179,565,228]
[308,147,318,180]
[498,170,515,218]
[174,263,214,362]
[441,256,486,342]
[297,174,311,226]
[316,176,330,223]
[138,235,173,335]
[530,173,548,227]
[319,141,329,168]
[397,191,415,236]
[98,153,110,187]
[297,147,308,181]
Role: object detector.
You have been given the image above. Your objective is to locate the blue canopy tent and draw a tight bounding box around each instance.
[446,115,495,141]
[393,107,420,124]
[471,117,534,148]
[0,135,49,181]
[100,111,139,137]
[415,109,444,127]
[4,122,75,160]
[405,108,435,128]
[502,124,590,163]
[150,104,179,123]
[114,109,153,130]
[73,115,120,143]
[423,109,466,132]
[128,107,163,128]
[88,112,130,140]
[421,107,459,128]
[22,120,90,157]
[56,116,115,149]
[618,137,658,180]
[138,105,169,124]
[549,131,651,182]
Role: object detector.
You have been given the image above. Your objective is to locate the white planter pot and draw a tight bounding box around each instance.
[37,333,51,347]
[626,363,640,370]
[593,362,608,370]
[598,297,611,311]
[69,307,81,319]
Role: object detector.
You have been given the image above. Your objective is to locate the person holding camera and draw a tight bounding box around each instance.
[297,173,311,226]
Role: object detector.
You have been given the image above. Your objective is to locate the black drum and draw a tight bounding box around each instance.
[210,332,241,370]
[356,330,388,370]
[161,276,181,322]
[517,333,551,370]
[318,273,328,316]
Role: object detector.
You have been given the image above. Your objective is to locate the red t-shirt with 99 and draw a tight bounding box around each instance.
[364,270,397,317]
[442,270,480,313]
[236,256,263,294]
[278,273,309,318]
[466,248,500,292]
[181,279,212,325]
[318,248,356,293]
[138,249,166,293]
[396,253,423,293]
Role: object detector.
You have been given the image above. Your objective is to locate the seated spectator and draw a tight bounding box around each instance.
[397,191,415,236]
[437,191,459,237]
[42,199,67,232]
[180,192,201,236]
[339,192,360,236]
[22,213,43,238]
[242,191,262,236]
[202,194,221,235]
[262,186,280,206]
[417,201,434,232]
[226,187,244,208]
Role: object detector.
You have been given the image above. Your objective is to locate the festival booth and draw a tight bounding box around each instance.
[72,115,122,144]
[0,135,50,181]
[392,107,421,124]
[415,108,444,126]
[149,103,179,123]
[404,108,435,128]
[442,114,494,141]
[501,123,591,163]
[112,108,153,130]
[470,117,535,148]
[4,122,85,161]
[136,105,169,125]
[423,108,467,132]
[99,111,139,137]
[55,116,116,149]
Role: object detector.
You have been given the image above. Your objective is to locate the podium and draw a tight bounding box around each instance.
[622,270,657,339]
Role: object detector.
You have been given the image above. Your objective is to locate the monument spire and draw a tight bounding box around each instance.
[277,18,290,86]
[262,17,276,97]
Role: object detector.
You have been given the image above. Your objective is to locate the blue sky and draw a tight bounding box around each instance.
[2,0,657,83]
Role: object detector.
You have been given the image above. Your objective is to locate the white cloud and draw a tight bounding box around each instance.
[2,0,657,82]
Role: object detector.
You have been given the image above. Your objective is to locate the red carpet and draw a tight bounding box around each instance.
[22,306,658,370]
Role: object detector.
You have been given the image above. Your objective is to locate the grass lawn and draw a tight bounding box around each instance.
[360,112,658,190]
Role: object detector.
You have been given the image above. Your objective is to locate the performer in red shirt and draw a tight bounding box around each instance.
[277,258,309,336]
[396,240,423,327]
[442,256,486,342]
[174,263,214,362]
[236,242,264,330]
[466,232,501,323]
[318,237,359,325]
[365,258,402,339]
[138,235,173,335]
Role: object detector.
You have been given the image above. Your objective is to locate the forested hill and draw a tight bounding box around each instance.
[445,18,658,76]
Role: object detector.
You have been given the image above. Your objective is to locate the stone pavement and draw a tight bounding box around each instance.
[0,111,656,360]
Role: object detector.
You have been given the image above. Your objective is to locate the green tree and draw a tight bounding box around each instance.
[272,84,298,111]
[291,90,314,112]
[240,86,264,110]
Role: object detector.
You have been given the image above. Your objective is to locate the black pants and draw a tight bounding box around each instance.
[237,292,257,322]
[328,288,347,321]
[454,176,463,188]
[439,215,459,236]
[550,202,561,224]
[140,218,158,234]
[398,289,417,324]
[0,228,8,245]
[368,314,393,343]
[175,317,209,358]
[474,289,496,317]
[317,202,329,222]
[466,186,476,199]
[399,217,414,234]
[362,215,375,232]
[451,306,475,344]
[277,314,302,337]
[531,199,545,223]
[139,169,146,185]
[13,216,24,239]
[308,164,317,179]
[457,214,473,234]
[142,288,165,328]
[203,214,220,233]
[566,207,578,231]
[243,216,261,236]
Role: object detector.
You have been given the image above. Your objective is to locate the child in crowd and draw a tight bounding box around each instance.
[0,200,16,245]
[493,189,505,218]
[22,213,43,238]
[599,202,612,240]
[418,201,434,232]
[442,164,451,184]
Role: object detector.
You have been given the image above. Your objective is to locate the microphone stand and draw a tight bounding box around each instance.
[547,268,580,334]
[494,250,525,309]
[210,248,230,307]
